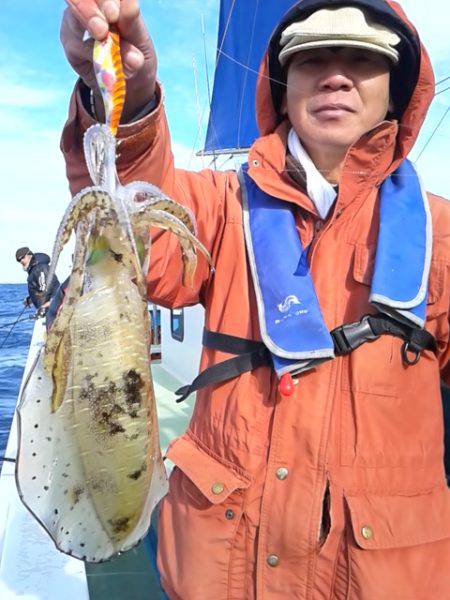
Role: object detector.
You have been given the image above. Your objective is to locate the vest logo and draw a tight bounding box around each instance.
[277,295,301,314]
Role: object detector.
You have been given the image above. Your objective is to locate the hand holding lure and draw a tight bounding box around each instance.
[16,29,211,562]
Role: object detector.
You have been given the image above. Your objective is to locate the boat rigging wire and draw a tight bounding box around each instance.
[190,0,237,165]
[435,85,450,97]
[436,76,450,87]
[415,105,450,162]
[0,305,29,350]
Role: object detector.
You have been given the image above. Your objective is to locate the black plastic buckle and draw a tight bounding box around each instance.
[401,341,421,366]
[332,315,379,356]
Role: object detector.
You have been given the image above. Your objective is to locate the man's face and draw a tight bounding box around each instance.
[18,254,31,271]
[282,47,392,153]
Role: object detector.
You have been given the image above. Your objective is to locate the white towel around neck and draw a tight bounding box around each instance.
[287,128,337,220]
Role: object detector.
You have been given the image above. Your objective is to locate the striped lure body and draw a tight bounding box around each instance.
[93,28,125,136]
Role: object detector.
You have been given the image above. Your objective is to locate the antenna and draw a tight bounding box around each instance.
[201,13,217,169]
[192,56,204,169]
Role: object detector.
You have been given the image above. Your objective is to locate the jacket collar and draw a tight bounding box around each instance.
[247,118,398,215]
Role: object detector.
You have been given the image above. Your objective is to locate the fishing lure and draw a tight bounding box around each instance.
[15,29,211,562]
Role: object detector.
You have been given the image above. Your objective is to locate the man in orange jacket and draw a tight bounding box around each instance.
[61,1,450,598]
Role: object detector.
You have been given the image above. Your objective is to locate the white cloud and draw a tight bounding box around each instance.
[0,81,63,109]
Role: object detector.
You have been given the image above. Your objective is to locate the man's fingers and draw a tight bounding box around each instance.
[65,0,109,39]
[97,0,120,23]
[120,41,145,78]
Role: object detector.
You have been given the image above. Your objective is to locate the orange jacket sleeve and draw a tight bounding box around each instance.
[60,82,228,309]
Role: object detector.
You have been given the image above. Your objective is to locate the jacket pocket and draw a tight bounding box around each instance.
[158,435,252,600]
[344,487,450,599]
[427,260,447,316]
[166,434,251,506]
[352,243,375,286]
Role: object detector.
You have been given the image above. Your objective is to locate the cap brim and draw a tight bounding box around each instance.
[279,39,399,67]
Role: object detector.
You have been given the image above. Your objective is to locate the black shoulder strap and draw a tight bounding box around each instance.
[174,314,437,402]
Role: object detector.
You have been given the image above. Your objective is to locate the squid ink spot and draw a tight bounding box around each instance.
[61,526,64,531]
[65,463,71,468]
[34,424,39,428]
[44,486,49,491]
[36,399,41,403]
[64,489,68,495]
[108,516,130,534]
[32,453,36,457]
[82,555,87,561]
[62,473,69,478]
[54,509,58,515]
[65,531,69,535]
[80,543,85,547]
[32,476,36,480]
[30,440,34,443]
[109,422,125,435]
[110,250,123,263]
[37,495,41,499]
[72,485,84,504]
[46,437,52,442]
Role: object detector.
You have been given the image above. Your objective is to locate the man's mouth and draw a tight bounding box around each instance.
[313,103,356,116]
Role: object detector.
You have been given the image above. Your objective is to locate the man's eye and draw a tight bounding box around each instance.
[298,57,322,66]
[353,55,373,63]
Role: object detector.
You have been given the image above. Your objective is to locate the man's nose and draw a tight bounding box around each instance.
[318,69,354,92]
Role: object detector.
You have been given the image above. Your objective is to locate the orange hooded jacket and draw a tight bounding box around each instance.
[62,1,450,598]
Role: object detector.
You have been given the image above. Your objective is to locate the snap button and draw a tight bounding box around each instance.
[276,467,289,480]
[361,526,373,540]
[252,159,259,167]
[266,554,279,567]
[225,509,235,520]
[211,482,224,495]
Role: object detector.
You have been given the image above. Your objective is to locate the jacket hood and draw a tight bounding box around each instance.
[28,252,50,272]
[255,0,435,163]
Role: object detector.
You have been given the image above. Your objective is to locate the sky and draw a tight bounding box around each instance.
[0,0,449,283]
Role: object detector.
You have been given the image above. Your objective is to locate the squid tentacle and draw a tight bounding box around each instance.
[46,187,114,292]
[124,181,198,235]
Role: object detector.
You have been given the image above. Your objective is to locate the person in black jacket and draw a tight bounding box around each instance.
[15,247,60,310]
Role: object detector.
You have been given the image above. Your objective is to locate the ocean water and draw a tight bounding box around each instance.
[0,284,35,457]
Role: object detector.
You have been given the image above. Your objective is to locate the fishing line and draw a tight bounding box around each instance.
[0,316,34,330]
[0,305,29,350]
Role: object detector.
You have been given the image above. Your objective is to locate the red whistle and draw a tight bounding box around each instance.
[278,373,295,397]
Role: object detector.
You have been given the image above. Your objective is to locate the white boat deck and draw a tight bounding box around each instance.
[0,320,195,599]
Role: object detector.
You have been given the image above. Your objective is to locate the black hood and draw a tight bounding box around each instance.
[268,0,421,121]
[28,252,50,272]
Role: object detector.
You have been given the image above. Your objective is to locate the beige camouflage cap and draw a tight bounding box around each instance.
[278,6,401,66]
